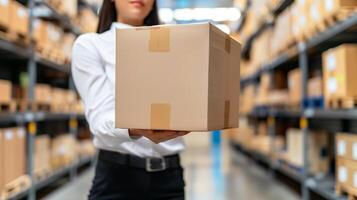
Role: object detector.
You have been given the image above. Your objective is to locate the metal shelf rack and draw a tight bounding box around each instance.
[0,1,94,200]
[237,2,357,199]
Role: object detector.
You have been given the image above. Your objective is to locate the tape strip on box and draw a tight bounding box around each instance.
[151,103,171,130]
[224,100,230,128]
[149,27,170,52]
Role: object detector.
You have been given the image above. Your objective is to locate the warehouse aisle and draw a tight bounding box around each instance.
[45,134,299,200]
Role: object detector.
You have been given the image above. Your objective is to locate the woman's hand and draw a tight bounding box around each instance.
[129,129,189,144]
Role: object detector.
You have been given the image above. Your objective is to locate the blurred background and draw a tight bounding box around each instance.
[0,0,357,200]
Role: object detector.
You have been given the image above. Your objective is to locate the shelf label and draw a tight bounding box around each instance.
[327,53,336,71]
[338,140,347,156]
[338,166,347,183]
[268,117,275,126]
[5,130,13,140]
[0,0,8,6]
[300,118,308,129]
[28,122,37,135]
[353,142,357,160]
[70,118,78,129]
[327,78,337,94]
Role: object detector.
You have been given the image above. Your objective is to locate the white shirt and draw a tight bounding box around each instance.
[71,22,185,158]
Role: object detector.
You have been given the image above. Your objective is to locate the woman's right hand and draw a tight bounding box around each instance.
[129,129,189,144]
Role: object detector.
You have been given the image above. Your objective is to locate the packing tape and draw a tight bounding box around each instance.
[149,27,170,52]
[224,100,230,128]
[225,35,231,54]
[151,103,171,129]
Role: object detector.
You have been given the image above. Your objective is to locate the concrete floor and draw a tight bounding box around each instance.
[44,134,300,200]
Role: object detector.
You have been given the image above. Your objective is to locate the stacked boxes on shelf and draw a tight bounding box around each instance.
[51,135,79,169]
[75,8,99,33]
[322,44,357,109]
[288,68,302,107]
[271,7,294,57]
[335,133,357,195]
[34,135,51,173]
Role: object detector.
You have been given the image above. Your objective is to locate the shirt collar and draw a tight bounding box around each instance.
[110,22,133,30]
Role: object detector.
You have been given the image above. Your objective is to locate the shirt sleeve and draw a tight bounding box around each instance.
[71,34,133,143]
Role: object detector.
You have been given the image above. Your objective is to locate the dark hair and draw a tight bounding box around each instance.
[96,0,160,33]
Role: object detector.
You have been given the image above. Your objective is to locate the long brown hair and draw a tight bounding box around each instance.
[96,0,160,33]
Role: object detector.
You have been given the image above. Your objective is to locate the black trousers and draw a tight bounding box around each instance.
[88,156,185,200]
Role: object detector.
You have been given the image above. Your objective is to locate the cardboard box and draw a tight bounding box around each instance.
[115,23,241,131]
[51,135,78,168]
[308,76,323,97]
[33,19,48,49]
[336,133,357,161]
[34,135,51,171]
[9,0,28,36]
[287,128,329,174]
[323,44,357,100]
[15,127,26,178]
[288,68,302,105]
[2,128,17,185]
[336,158,357,190]
[0,79,12,102]
[35,84,52,103]
[0,129,3,191]
[0,0,10,29]
[322,0,357,20]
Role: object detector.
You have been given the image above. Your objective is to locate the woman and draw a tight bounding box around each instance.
[72,0,188,199]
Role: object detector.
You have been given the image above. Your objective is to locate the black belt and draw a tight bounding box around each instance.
[98,150,181,172]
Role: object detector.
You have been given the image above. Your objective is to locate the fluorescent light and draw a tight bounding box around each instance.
[159,8,174,23]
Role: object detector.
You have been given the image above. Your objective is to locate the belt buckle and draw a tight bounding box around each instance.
[146,157,166,172]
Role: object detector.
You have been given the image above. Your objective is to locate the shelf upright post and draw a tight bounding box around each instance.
[27,0,37,199]
[268,115,276,179]
[298,42,310,200]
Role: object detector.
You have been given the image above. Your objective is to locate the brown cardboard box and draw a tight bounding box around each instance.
[308,0,324,34]
[33,19,48,49]
[0,79,12,102]
[287,128,329,174]
[336,133,357,161]
[9,1,28,36]
[0,129,4,191]
[115,23,241,131]
[35,84,52,103]
[0,0,10,29]
[308,77,323,97]
[323,44,357,100]
[288,68,302,105]
[336,158,357,190]
[321,0,357,20]
[34,135,51,171]
[2,128,17,185]
[51,135,78,168]
[15,127,26,178]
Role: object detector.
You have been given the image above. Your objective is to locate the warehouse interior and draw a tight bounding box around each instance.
[0,0,357,200]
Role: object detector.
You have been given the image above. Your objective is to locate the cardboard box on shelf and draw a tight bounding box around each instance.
[336,133,357,161]
[0,129,4,191]
[307,0,325,35]
[15,128,26,178]
[51,134,78,168]
[287,128,329,174]
[34,135,51,171]
[115,23,241,131]
[9,0,28,36]
[0,0,10,29]
[288,68,302,106]
[33,19,48,50]
[336,158,357,190]
[321,0,357,21]
[0,80,12,102]
[322,44,357,102]
[35,84,52,104]
[2,128,18,185]
[308,76,323,97]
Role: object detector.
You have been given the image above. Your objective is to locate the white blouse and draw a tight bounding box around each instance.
[71,22,185,158]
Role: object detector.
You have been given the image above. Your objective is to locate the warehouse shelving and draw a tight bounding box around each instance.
[0,1,95,200]
[236,1,357,199]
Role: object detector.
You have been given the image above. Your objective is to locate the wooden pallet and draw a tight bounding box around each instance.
[326,97,357,109]
[0,101,17,113]
[336,183,357,200]
[0,175,31,200]
[34,166,52,181]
